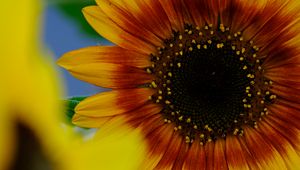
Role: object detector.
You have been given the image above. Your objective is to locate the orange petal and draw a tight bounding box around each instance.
[57,46,151,69]
[258,119,300,169]
[183,142,206,170]
[82,6,155,54]
[271,84,300,103]
[213,139,228,170]
[64,62,152,88]
[265,114,300,153]
[241,127,287,169]
[225,136,250,170]
[205,142,215,170]
[172,142,189,170]
[98,0,172,40]
[75,88,154,117]
[268,103,300,130]
[158,0,185,31]
[96,0,163,47]
[125,103,162,128]
[72,114,113,128]
[139,124,174,169]
[155,133,183,169]
[184,0,219,26]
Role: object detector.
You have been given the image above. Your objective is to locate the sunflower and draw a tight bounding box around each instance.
[58,0,300,169]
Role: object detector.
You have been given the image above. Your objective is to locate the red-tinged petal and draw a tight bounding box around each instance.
[75,88,154,117]
[125,104,162,128]
[96,0,163,47]
[57,46,151,69]
[139,124,174,169]
[268,103,300,130]
[213,139,228,170]
[265,65,300,90]
[184,0,219,26]
[242,0,300,53]
[270,84,300,103]
[155,133,183,169]
[99,0,172,40]
[158,0,185,31]
[225,136,250,170]
[258,120,300,169]
[183,142,206,170]
[72,114,113,128]
[265,115,300,153]
[205,142,215,170]
[242,127,287,169]
[221,0,262,31]
[65,63,152,89]
[82,6,155,54]
[172,142,189,170]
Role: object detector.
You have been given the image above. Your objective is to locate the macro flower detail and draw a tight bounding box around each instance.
[58,0,300,169]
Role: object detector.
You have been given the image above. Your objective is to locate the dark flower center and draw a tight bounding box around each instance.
[147,24,276,144]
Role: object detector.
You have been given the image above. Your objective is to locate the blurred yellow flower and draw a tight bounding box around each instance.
[0,0,145,170]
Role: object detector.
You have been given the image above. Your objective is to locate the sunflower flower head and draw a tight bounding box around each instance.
[59,0,300,169]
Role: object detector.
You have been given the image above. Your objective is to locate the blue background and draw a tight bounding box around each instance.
[43,4,111,97]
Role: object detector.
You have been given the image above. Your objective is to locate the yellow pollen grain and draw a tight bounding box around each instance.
[170,43,174,47]
[186,118,191,123]
[234,33,238,37]
[208,40,212,44]
[168,72,172,77]
[248,94,252,97]
[239,37,244,41]
[209,24,213,27]
[188,30,193,34]
[232,46,236,50]
[158,71,163,75]
[210,31,214,35]
[179,51,183,56]
[177,63,181,68]
[203,45,208,49]
[257,91,261,95]
[197,44,201,49]
[178,116,183,121]
[174,127,178,131]
[164,119,168,123]
[239,57,244,61]
[196,26,200,30]
[261,100,265,104]
[167,91,172,95]
[199,32,203,36]
[158,90,162,94]
[178,125,182,130]
[204,26,209,30]
[253,54,257,58]
[167,120,171,123]
[237,31,241,35]
[179,43,183,48]
[200,134,205,138]
[266,91,270,95]
[175,52,179,56]
[151,81,157,88]
[167,55,171,59]
[192,39,196,43]
[243,98,247,103]
[179,35,183,40]
[242,48,246,53]
[227,35,232,39]
[158,96,163,100]
[236,51,241,55]
[170,63,173,67]
[156,99,160,103]
[146,68,152,73]
[243,65,248,70]
[165,100,171,104]
[193,125,198,129]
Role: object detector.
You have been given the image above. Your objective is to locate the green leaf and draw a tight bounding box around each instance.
[64,96,87,125]
[55,0,102,38]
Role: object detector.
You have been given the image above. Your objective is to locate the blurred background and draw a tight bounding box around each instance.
[45,0,111,97]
